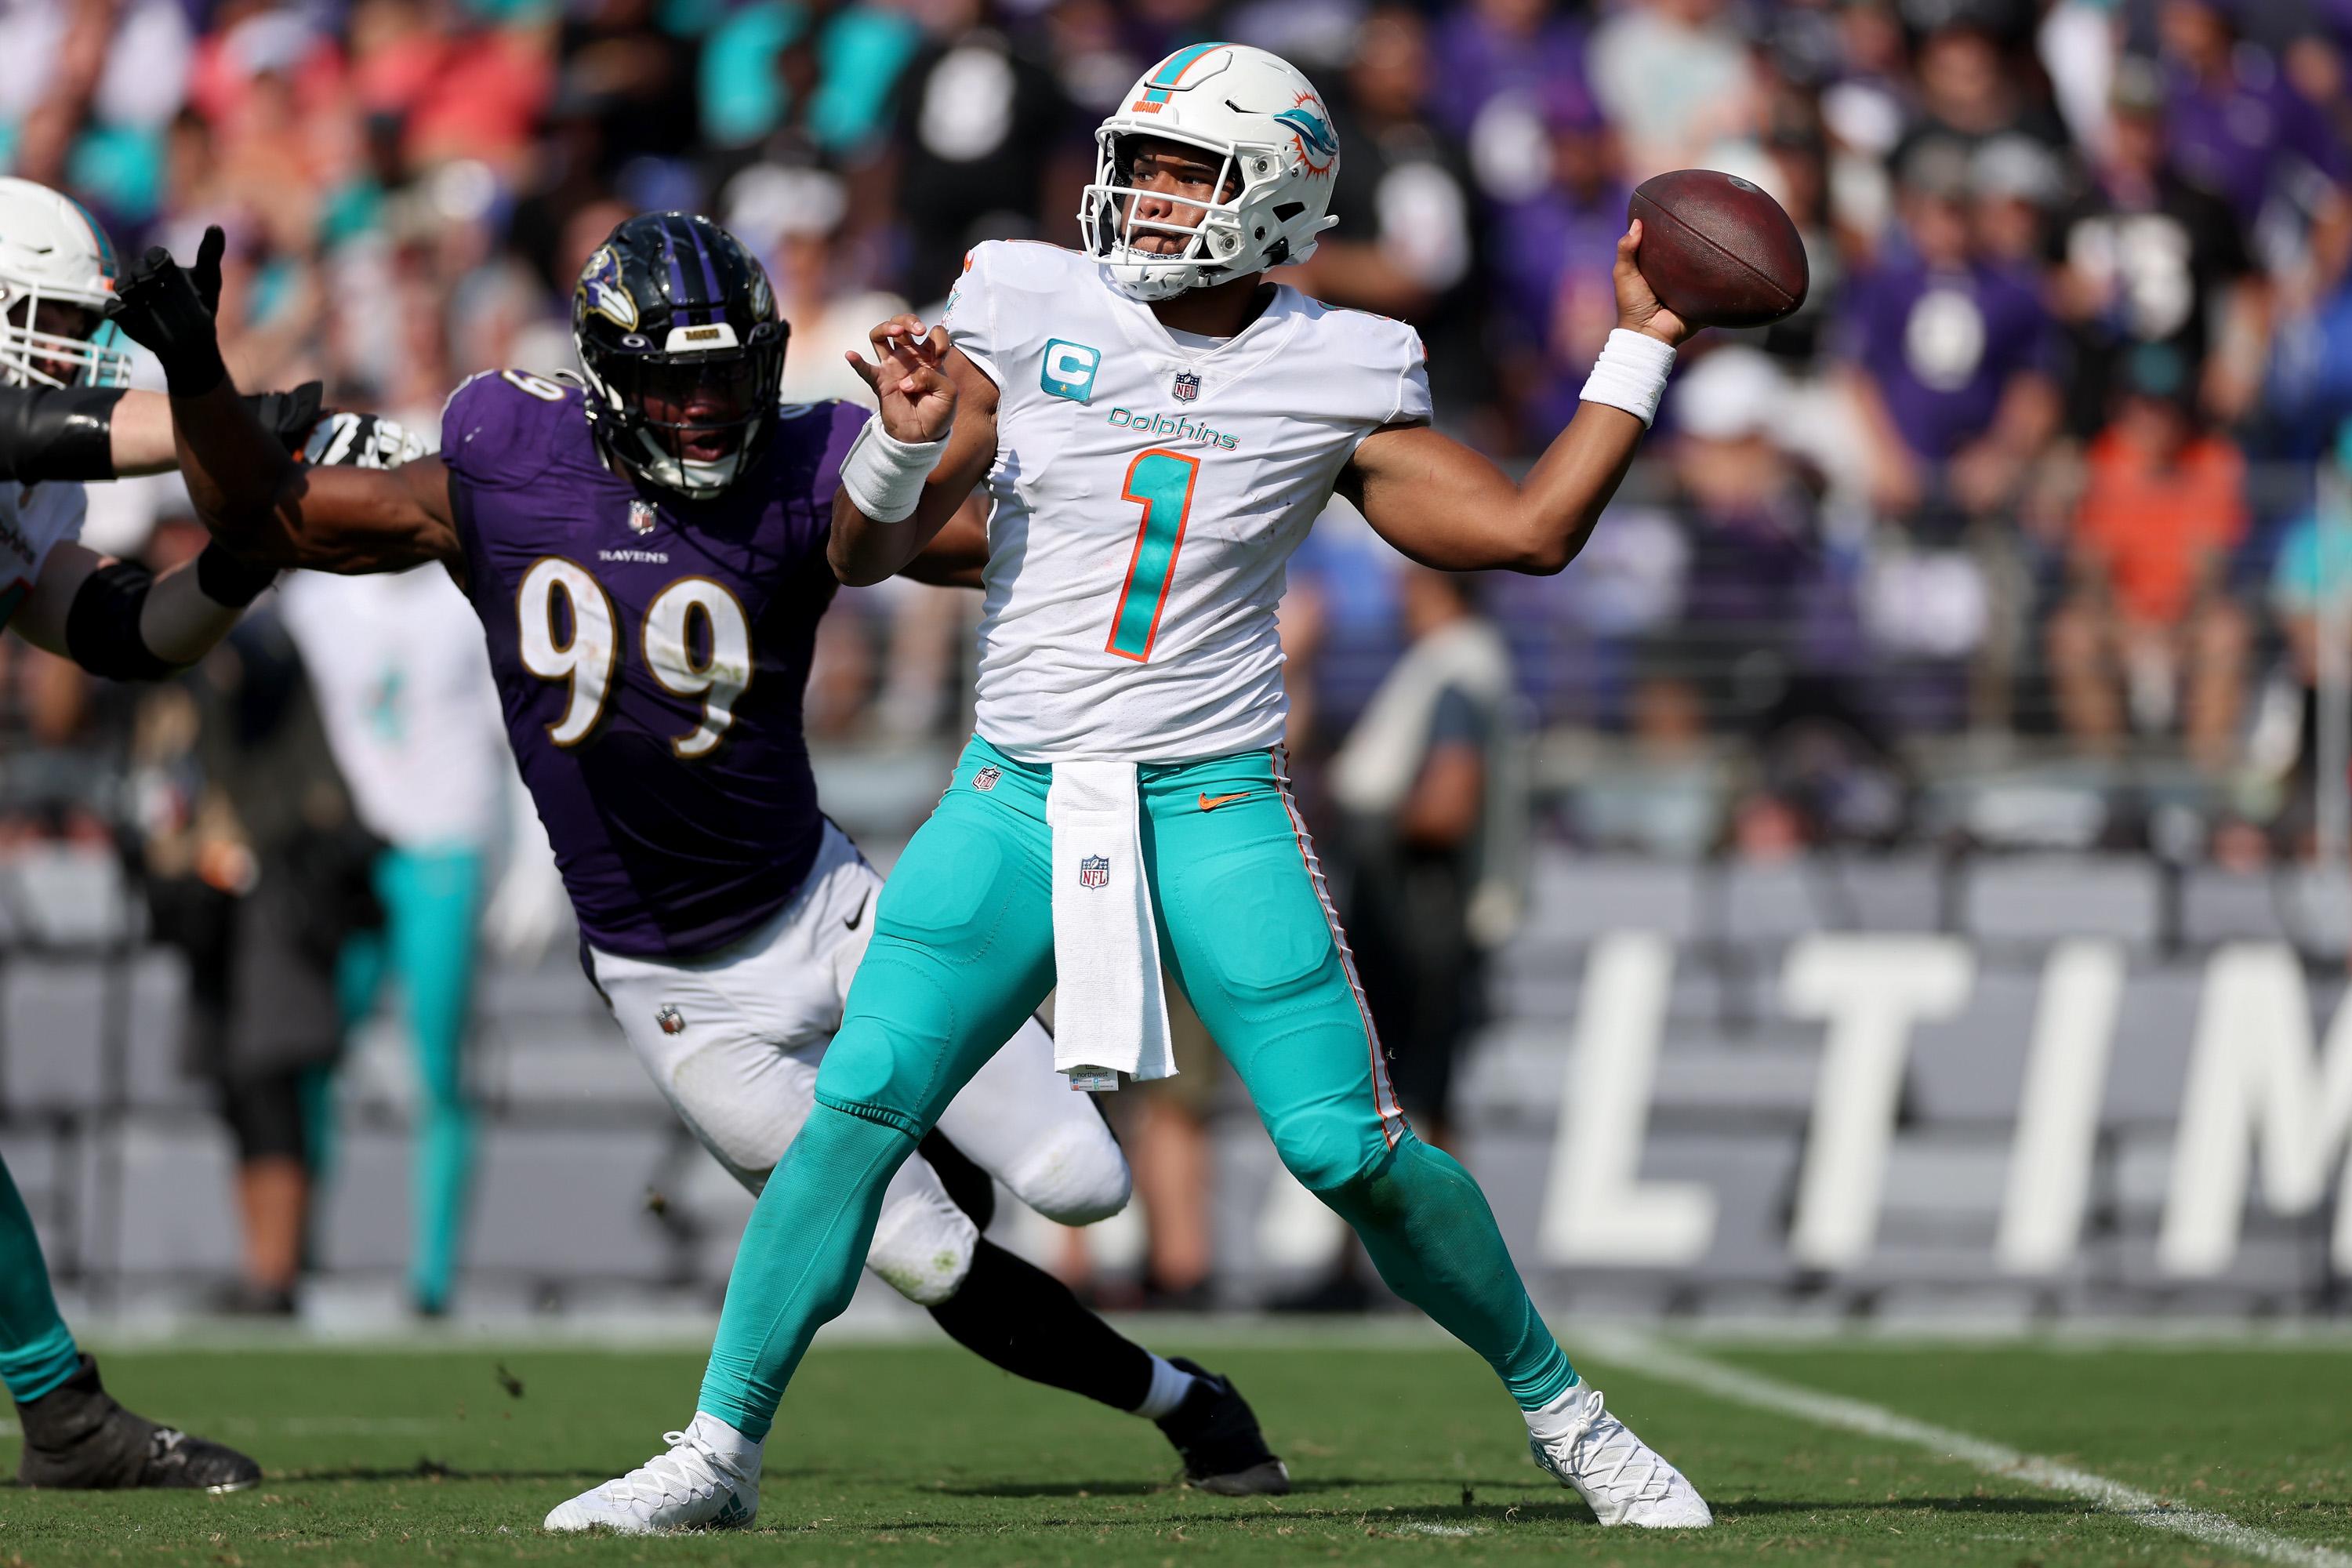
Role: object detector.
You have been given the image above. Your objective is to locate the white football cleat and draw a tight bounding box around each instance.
[1526,1381,1712,1528]
[543,1414,760,1534]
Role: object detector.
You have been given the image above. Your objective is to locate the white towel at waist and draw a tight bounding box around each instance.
[1044,760,1175,1084]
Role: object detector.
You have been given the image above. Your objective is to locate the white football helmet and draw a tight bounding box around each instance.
[0,176,129,389]
[1078,42,1342,302]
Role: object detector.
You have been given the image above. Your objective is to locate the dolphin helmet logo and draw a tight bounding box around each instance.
[1273,100,1338,172]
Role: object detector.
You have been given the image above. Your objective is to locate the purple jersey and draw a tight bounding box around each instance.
[2165,59,2348,226]
[1838,253,2055,463]
[441,371,863,960]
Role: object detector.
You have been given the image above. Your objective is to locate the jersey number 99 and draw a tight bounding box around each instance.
[517,557,752,758]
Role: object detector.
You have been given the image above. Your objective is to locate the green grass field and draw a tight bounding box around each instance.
[2,1332,2346,1565]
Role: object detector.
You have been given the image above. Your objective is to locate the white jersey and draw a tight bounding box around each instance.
[944,241,1430,763]
[278,564,508,850]
[0,480,85,630]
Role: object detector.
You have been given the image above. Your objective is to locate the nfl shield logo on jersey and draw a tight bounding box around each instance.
[655,1004,685,1035]
[1171,369,1201,402]
[973,765,1002,793]
[629,499,659,535]
[1078,855,1111,890]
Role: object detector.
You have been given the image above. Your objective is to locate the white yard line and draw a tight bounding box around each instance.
[1579,1328,2350,1568]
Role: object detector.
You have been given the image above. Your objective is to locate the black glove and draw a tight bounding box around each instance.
[104,226,227,397]
[242,380,325,455]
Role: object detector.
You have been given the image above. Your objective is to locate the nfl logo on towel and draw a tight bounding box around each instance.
[1171,369,1200,402]
[1078,855,1111,890]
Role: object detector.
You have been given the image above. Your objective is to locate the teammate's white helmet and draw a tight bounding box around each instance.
[1078,42,1341,302]
[0,177,128,390]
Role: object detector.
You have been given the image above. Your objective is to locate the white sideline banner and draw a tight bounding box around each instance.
[1499,935,2352,1283]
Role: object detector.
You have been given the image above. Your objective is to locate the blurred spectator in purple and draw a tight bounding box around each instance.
[1284,7,1481,422]
[1836,141,2060,521]
[1422,0,1586,207]
[2048,59,2270,434]
[1588,0,1759,177]
[2158,0,2350,292]
[1040,0,1149,121]
[1668,349,1905,844]
[1488,85,1628,447]
[1669,350,1871,706]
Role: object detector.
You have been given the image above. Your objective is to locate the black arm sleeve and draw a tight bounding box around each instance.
[0,383,124,485]
[62,558,177,681]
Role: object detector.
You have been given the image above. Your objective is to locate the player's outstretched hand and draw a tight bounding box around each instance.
[107,225,228,394]
[1613,221,1693,348]
[846,314,955,445]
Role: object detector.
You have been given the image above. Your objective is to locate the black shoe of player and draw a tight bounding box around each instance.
[15,1354,261,1493]
[1154,1356,1290,1496]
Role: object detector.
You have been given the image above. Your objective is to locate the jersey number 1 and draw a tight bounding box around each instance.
[517,558,751,757]
[1105,448,1200,662]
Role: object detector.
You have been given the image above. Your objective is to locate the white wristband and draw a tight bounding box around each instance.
[1578,327,1678,429]
[840,413,949,524]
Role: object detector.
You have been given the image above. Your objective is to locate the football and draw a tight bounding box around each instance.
[1628,169,1809,329]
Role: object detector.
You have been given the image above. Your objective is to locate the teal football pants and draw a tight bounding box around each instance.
[0,1155,81,1403]
[339,846,484,1314]
[697,738,1573,1439]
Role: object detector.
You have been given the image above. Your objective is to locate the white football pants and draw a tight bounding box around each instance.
[588,821,1132,1305]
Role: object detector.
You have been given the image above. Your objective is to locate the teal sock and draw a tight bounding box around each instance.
[1317,1132,1577,1410]
[383,848,482,1312]
[696,1103,916,1439]
[0,1156,82,1403]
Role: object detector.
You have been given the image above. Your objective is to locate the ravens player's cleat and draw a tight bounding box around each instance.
[14,1354,260,1493]
[1154,1356,1290,1496]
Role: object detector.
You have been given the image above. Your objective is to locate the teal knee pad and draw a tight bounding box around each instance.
[818,949,967,1138]
[1269,1102,1394,1198]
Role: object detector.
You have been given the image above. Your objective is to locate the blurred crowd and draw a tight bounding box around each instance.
[5,0,2352,853]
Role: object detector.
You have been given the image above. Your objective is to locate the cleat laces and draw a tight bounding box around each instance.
[1544,1392,1675,1508]
[612,1430,729,1512]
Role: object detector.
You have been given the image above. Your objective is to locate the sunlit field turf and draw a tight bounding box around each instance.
[2,1333,2346,1565]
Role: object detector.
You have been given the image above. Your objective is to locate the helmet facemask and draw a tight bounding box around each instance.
[0,287,130,390]
[1080,129,1284,302]
[581,320,788,500]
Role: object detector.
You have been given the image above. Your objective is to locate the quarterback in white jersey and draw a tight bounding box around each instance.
[941,238,1430,760]
[541,42,1714,1536]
